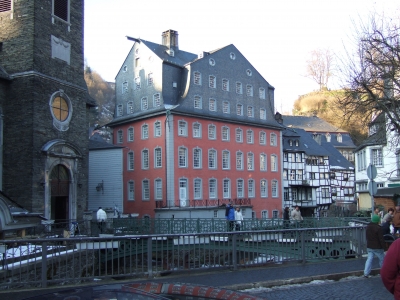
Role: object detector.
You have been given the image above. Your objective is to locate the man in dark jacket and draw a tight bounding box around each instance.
[225,203,235,231]
[381,238,400,298]
[364,215,387,278]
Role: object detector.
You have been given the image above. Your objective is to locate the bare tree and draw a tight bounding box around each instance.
[337,12,400,146]
[306,48,334,90]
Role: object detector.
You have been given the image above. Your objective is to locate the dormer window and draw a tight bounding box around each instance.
[289,139,293,146]
[326,133,331,142]
[337,133,342,143]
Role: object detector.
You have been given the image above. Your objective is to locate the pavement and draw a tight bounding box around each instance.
[2,257,392,299]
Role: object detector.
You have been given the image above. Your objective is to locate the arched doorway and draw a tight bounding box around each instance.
[50,164,70,222]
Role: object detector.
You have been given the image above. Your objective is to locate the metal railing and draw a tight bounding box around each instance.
[155,198,251,208]
[0,225,367,290]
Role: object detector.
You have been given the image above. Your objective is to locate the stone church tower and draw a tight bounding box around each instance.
[0,0,95,221]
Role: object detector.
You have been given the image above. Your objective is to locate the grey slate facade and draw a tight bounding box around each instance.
[0,0,95,221]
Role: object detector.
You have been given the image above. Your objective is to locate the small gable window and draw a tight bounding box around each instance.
[337,133,342,143]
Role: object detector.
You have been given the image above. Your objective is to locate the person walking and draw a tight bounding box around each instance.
[97,207,107,234]
[234,207,244,231]
[381,238,400,299]
[382,208,394,224]
[364,215,387,278]
[225,203,235,231]
[283,207,290,229]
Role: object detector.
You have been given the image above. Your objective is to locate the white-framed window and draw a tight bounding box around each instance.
[178,147,188,167]
[141,124,149,139]
[209,98,216,111]
[260,179,267,198]
[128,152,134,170]
[154,121,161,137]
[236,104,243,116]
[154,147,162,168]
[222,78,229,91]
[322,188,330,198]
[155,178,162,199]
[259,87,266,99]
[222,126,229,141]
[222,150,230,170]
[135,58,140,68]
[194,95,202,109]
[128,181,134,200]
[142,149,149,169]
[260,108,266,120]
[236,151,243,170]
[246,69,252,76]
[141,97,148,110]
[337,133,342,143]
[260,153,267,171]
[237,179,244,198]
[272,210,279,219]
[52,0,70,24]
[230,52,236,60]
[271,154,277,171]
[372,148,383,167]
[214,210,218,218]
[194,178,202,199]
[272,180,278,197]
[122,82,128,94]
[209,75,216,88]
[178,120,188,136]
[247,152,254,170]
[194,71,202,85]
[193,122,201,138]
[209,58,216,66]
[223,101,230,114]
[193,147,202,168]
[270,133,277,146]
[326,133,331,142]
[127,101,134,114]
[247,106,254,117]
[208,149,217,169]
[142,180,150,200]
[236,128,243,142]
[148,73,153,86]
[128,127,134,142]
[246,130,254,144]
[236,82,242,94]
[153,93,161,107]
[246,84,253,96]
[135,76,141,90]
[248,179,255,198]
[223,178,231,198]
[117,104,123,117]
[260,211,268,219]
[209,178,217,198]
[208,124,216,140]
[117,130,123,143]
[259,131,266,145]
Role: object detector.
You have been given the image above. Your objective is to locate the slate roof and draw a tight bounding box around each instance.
[354,131,386,152]
[321,141,355,170]
[375,187,400,198]
[140,39,198,67]
[89,133,123,150]
[283,128,330,156]
[282,115,345,132]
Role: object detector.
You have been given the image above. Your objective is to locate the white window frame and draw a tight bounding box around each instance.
[236,104,243,116]
[178,147,188,168]
[135,76,141,90]
[194,178,202,199]
[178,120,188,136]
[209,179,217,199]
[271,154,277,171]
[236,128,243,143]
[259,131,266,145]
[193,147,202,169]
[154,178,162,200]
[247,152,254,171]
[154,121,161,137]
[128,127,134,142]
[247,106,254,117]
[148,72,153,86]
[128,181,134,200]
[236,151,243,170]
[222,126,230,141]
[260,153,267,171]
[372,148,383,167]
[127,101,134,114]
[259,87,266,99]
[193,122,201,138]
[222,150,230,170]
[128,151,134,170]
[194,95,202,109]
[142,149,149,169]
[237,179,244,198]
[194,71,202,85]
[260,179,267,198]
[270,133,277,146]
[260,108,266,120]
[141,97,148,110]
[117,104,123,117]
[272,180,278,197]
[154,147,162,168]
[246,84,253,96]
[236,82,242,94]
[209,75,216,88]
[142,180,150,200]
[247,130,254,144]
[223,101,230,114]
[141,124,149,139]
[248,179,255,198]
[209,98,217,111]
[223,179,231,198]
[153,93,161,107]
[208,124,216,140]
[117,130,123,143]
[222,78,229,91]
[208,149,217,169]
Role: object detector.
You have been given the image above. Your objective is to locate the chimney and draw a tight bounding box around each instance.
[162,30,179,50]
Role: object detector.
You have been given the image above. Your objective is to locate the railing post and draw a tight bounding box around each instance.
[41,241,48,288]
[147,237,153,278]
[357,227,364,258]
[301,230,306,264]
[232,233,237,270]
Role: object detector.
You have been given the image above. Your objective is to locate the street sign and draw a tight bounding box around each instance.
[367,164,377,180]
[368,181,377,196]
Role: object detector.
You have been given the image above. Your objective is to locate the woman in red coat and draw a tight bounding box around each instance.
[381,238,400,299]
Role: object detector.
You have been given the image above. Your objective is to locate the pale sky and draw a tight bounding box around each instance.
[84,0,398,114]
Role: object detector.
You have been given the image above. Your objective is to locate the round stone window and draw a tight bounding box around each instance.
[49,90,73,131]
[209,58,215,66]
